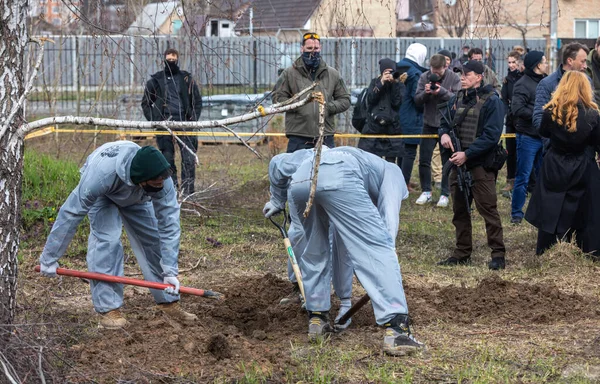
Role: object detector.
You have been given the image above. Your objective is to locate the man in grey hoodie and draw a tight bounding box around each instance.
[415,54,462,207]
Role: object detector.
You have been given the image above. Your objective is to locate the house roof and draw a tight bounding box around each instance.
[235,0,321,32]
[126,1,180,35]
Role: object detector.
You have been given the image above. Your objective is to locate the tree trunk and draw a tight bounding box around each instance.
[0,0,28,340]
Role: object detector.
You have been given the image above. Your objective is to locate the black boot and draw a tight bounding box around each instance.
[488,257,506,270]
[382,314,424,356]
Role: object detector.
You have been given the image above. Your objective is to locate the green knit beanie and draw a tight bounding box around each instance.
[130,146,171,184]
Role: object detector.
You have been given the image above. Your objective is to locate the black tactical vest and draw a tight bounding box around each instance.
[454,91,493,148]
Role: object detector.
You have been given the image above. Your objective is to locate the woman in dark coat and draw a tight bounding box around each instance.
[358,58,404,158]
[525,71,600,255]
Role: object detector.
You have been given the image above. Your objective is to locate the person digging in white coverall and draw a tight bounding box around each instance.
[263,146,424,356]
[39,141,197,329]
[272,147,409,331]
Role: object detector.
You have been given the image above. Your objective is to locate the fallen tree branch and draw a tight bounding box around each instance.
[0,351,20,384]
[37,347,46,384]
[303,101,326,218]
[2,37,52,140]
[19,84,318,137]
[219,124,262,159]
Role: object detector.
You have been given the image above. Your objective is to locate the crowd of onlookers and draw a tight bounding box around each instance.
[272,32,600,263]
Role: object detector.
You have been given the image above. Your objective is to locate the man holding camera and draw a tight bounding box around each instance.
[357,58,404,159]
[437,60,506,270]
[415,54,461,207]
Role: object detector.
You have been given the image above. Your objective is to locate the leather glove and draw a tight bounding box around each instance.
[163,276,180,296]
[311,91,326,105]
[263,201,282,218]
[40,261,58,278]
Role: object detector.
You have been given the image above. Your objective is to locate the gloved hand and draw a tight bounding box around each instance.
[311,91,326,105]
[40,261,58,278]
[163,276,180,296]
[263,201,282,218]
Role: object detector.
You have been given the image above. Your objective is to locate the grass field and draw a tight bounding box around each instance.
[10,135,600,383]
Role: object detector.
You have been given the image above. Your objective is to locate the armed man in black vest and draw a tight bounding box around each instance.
[437,60,507,271]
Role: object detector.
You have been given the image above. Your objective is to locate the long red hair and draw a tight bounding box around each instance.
[543,71,598,132]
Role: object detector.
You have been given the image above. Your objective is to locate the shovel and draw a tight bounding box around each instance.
[35,265,223,299]
[269,209,306,303]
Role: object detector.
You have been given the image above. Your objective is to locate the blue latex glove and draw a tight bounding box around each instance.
[40,261,58,278]
[163,276,180,295]
[263,201,282,218]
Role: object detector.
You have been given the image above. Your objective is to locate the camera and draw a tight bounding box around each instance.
[429,73,441,91]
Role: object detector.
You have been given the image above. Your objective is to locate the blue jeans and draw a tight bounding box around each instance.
[511,133,543,219]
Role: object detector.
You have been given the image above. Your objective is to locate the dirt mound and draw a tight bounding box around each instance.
[58,274,600,382]
[352,275,600,327]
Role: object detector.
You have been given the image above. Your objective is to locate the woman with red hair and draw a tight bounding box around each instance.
[525,71,600,255]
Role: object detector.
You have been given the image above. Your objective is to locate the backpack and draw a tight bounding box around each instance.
[351,87,369,132]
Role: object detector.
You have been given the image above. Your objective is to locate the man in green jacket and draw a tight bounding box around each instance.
[272,32,351,153]
[586,36,600,104]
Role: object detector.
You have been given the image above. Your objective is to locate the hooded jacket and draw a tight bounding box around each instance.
[272,57,351,138]
[397,43,428,145]
[141,69,202,123]
[415,69,462,127]
[39,141,181,277]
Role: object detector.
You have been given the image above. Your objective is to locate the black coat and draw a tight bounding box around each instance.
[525,106,600,234]
[501,69,522,126]
[511,70,546,138]
[141,70,202,122]
[358,77,404,157]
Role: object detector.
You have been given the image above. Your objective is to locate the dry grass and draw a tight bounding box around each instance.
[11,138,600,383]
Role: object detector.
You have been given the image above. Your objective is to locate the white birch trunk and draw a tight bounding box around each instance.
[0,0,28,334]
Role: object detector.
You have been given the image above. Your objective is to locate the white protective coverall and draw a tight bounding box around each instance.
[39,141,181,313]
[268,146,409,324]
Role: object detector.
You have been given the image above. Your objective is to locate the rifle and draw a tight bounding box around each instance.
[439,99,474,213]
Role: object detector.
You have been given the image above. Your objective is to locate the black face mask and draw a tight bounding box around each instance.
[164,59,180,75]
[142,184,164,193]
[302,51,321,70]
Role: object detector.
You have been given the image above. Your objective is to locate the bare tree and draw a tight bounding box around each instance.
[436,0,470,38]
[502,0,547,49]
[0,0,28,339]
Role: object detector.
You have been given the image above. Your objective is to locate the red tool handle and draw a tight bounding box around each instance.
[34,265,223,299]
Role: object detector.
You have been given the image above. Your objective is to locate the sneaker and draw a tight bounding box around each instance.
[436,195,449,208]
[279,282,303,305]
[308,311,333,341]
[510,217,522,225]
[156,301,198,324]
[382,314,424,356]
[437,256,472,266]
[334,299,352,331]
[488,257,506,270]
[98,309,128,329]
[415,192,432,205]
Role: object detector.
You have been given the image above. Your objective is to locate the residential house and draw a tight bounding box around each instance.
[435,0,600,41]
[235,0,397,40]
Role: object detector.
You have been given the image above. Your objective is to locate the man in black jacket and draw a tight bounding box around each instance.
[510,51,548,224]
[437,60,506,270]
[500,50,523,197]
[141,48,203,195]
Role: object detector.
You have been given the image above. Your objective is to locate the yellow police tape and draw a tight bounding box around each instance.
[24,127,518,141]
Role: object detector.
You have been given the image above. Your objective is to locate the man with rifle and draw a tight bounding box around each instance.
[437,60,506,270]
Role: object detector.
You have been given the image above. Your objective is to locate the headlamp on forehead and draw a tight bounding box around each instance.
[303,32,320,41]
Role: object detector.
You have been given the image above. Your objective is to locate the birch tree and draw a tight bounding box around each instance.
[0,0,28,336]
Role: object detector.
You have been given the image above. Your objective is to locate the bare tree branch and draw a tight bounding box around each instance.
[0,37,52,140]
[303,102,326,218]
[161,123,201,165]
